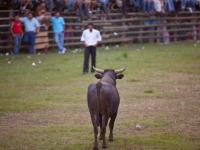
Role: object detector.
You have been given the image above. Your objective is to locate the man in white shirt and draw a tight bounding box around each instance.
[81,23,102,74]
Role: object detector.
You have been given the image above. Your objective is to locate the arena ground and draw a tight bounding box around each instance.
[0,42,200,150]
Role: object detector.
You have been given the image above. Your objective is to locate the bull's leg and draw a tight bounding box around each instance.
[102,115,108,149]
[91,115,99,150]
[109,113,117,142]
[93,125,98,150]
[99,114,103,140]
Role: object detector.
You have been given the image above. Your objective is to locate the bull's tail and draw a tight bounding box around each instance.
[95,82,102,126]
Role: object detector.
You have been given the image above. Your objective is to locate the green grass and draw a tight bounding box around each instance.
[0,42,200,150]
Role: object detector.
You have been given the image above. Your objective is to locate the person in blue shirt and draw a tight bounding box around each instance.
[51,11,66,54]
[20,12,40,54]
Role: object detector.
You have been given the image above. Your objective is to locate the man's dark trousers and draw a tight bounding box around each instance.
[24,31,36,54]
[83,46,96,73]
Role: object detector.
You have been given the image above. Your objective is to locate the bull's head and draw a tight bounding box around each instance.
[93,67,126,80]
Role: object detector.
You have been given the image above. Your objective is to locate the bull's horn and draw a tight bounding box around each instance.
[93,66,104,73]
[115,68,126,74]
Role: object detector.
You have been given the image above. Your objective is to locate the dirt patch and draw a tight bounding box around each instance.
[0,108,91,128]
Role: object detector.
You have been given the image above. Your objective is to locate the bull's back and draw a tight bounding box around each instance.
[87,83,120,117]
[100,84,120,116]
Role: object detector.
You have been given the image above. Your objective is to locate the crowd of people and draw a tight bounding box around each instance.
[11,11,67,54]
[7,0,200,55]
[4,0,200,16]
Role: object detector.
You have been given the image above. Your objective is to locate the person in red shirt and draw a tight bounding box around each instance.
[11,14,23,54]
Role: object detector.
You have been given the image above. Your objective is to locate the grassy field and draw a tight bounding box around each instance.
[0,42,200,150]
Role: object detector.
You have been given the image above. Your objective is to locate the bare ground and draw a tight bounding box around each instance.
[0,72,199,144]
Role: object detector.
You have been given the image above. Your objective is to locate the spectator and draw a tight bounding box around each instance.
[36,2,47,16]
[54,0,66,11]
[115,0,129,14]
[197,21,200,39]
[143,0,155,12]
[65,0,76,12]
[96,0,110,15]
[154,0,163,13]
[76,0,90,20]
[174,0,181,12]
[131,0,141,12]
[12,0,21,9]
[122,0,129,14]
[164,0,175,12]
[162,21,170,44]
[190,1,195,10]
[10,14,23,54]
[51,11,66,54]
[81,23,102,74]
[20,12,40,54]
[36,9,50,53]
[20,0,33,13]
[45,0,54,11]
[115,0,123,8]
[197,0,200,10]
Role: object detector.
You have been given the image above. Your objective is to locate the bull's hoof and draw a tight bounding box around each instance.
[109,134,113,142]
[109,138,113,142]
[109,135,113,142]
[102,145,107,149]
[93,146,99,150]
[99,135,103,140]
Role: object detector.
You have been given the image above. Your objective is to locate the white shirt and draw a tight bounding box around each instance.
[20,17,40,32]
[81,29,102,46]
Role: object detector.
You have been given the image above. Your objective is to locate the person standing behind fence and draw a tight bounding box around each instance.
[11,14,23,54]
[97,0,110,17]
[81,23,102,74]
[51,11,66,54]
[20,12,40,54]
[153,0,162,13]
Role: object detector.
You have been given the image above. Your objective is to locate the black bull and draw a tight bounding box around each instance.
[87,67,126,150]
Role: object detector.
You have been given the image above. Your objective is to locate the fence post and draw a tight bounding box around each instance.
[174,14,178,42]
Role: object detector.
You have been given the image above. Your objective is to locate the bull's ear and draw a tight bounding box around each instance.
[116,74,124,79]
[95,73,103,79]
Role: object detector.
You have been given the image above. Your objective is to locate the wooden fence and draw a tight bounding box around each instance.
[0,10,200,52]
